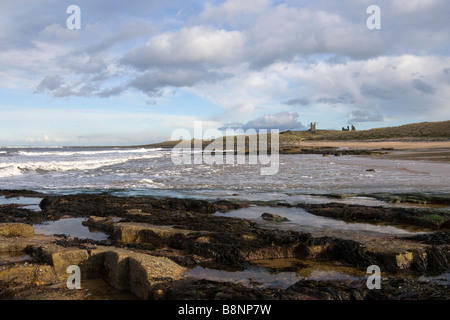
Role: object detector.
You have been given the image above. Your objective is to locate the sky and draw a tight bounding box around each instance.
[0,0,449,146]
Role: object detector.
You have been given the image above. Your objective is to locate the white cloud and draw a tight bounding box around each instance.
[391,0,438,13]
[38,23,80,42]
[122,26,244,69]
[1,0,450,144]
[201,0,271,23]
[293,55,450,121]
[220,112,305,131]
[349,110,384,123]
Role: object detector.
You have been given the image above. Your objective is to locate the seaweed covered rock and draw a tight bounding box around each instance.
[261,213,289,222]
[297,202,450,229]
[405,232,450,245]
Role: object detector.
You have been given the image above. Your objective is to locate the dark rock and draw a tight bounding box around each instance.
[4,191,450,300]
[38,197,52,211]
[0,190,45,198]
[296,202,450,229]
[423,246,450,275]
[159,279,288,300]
[369,193,450,206]
[311,237,376,268]
[405,232,450,245]
[213,200,242,212]
[0,206,44,224]
[287,279,367,300]
[287,277,450,300]
[0,280,11,299]
[261,213,289,222]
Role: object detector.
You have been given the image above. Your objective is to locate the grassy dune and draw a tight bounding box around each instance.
[280,120,450,142]
[146,121,450,149]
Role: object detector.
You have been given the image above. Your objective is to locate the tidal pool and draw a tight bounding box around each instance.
[215,206,426,235]
[33,217,108,241]
[0,196,43,211]
[186,258,364,289]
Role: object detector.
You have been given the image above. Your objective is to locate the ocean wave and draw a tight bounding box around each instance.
[2,146,64,149]
[17,148,159,157]
[0,164,23,178]
[137,179,166,188]
[0,153,164,177]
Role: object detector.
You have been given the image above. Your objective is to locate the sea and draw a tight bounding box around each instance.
[0,146,449,203]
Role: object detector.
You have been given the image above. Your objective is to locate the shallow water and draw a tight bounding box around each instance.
[0,196,42,211]
[215,206,425,235]
[0,252,31,266]
[187,258,450,290]
[418,273,450,286]
[0,147,449,203]
[186,258,364,289]
[33,218,108,241]
[186,266,300,289]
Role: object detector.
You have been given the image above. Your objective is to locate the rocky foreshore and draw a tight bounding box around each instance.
[1,190,449,300]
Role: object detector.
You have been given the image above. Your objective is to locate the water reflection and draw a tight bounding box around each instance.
[216,206,425,235]
[33,218,108,241]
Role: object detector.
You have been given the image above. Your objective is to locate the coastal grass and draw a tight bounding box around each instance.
[425,214,446,222]
[280,120,450,142]
[144,120,450,149]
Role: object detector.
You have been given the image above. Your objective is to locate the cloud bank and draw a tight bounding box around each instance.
[1,0,450,145]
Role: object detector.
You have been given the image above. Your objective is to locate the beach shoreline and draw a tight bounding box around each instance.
[280,140,450,162]
[290,140,450,150]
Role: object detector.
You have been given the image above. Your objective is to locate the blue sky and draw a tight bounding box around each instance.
[1,0,449,146]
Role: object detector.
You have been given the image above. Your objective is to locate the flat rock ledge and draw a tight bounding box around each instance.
[0,223,185,300]
[28,244,185,299]
[84,216,199,245]
[0,223,34,238]
[83,217,450,275]
[1,194,450,301]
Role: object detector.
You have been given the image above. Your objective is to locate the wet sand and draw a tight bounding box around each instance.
[294,140,450,162]
[296,140,450,150]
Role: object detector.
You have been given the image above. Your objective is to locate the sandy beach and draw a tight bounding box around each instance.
[294,140,450,150]
[290,140,450,162]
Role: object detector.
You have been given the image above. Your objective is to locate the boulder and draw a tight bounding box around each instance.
[84,217,198,244]
[82,216,121,233]
[113,222,194,244]
[29,244,186,299]
[90,248,186,299]
[261,213,289,222]
[29,245,91,281]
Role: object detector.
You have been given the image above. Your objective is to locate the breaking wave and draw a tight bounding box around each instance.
[0,153,164,178]
[17,148,161,157]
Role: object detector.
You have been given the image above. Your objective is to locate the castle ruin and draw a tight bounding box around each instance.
[342,125,356,132]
